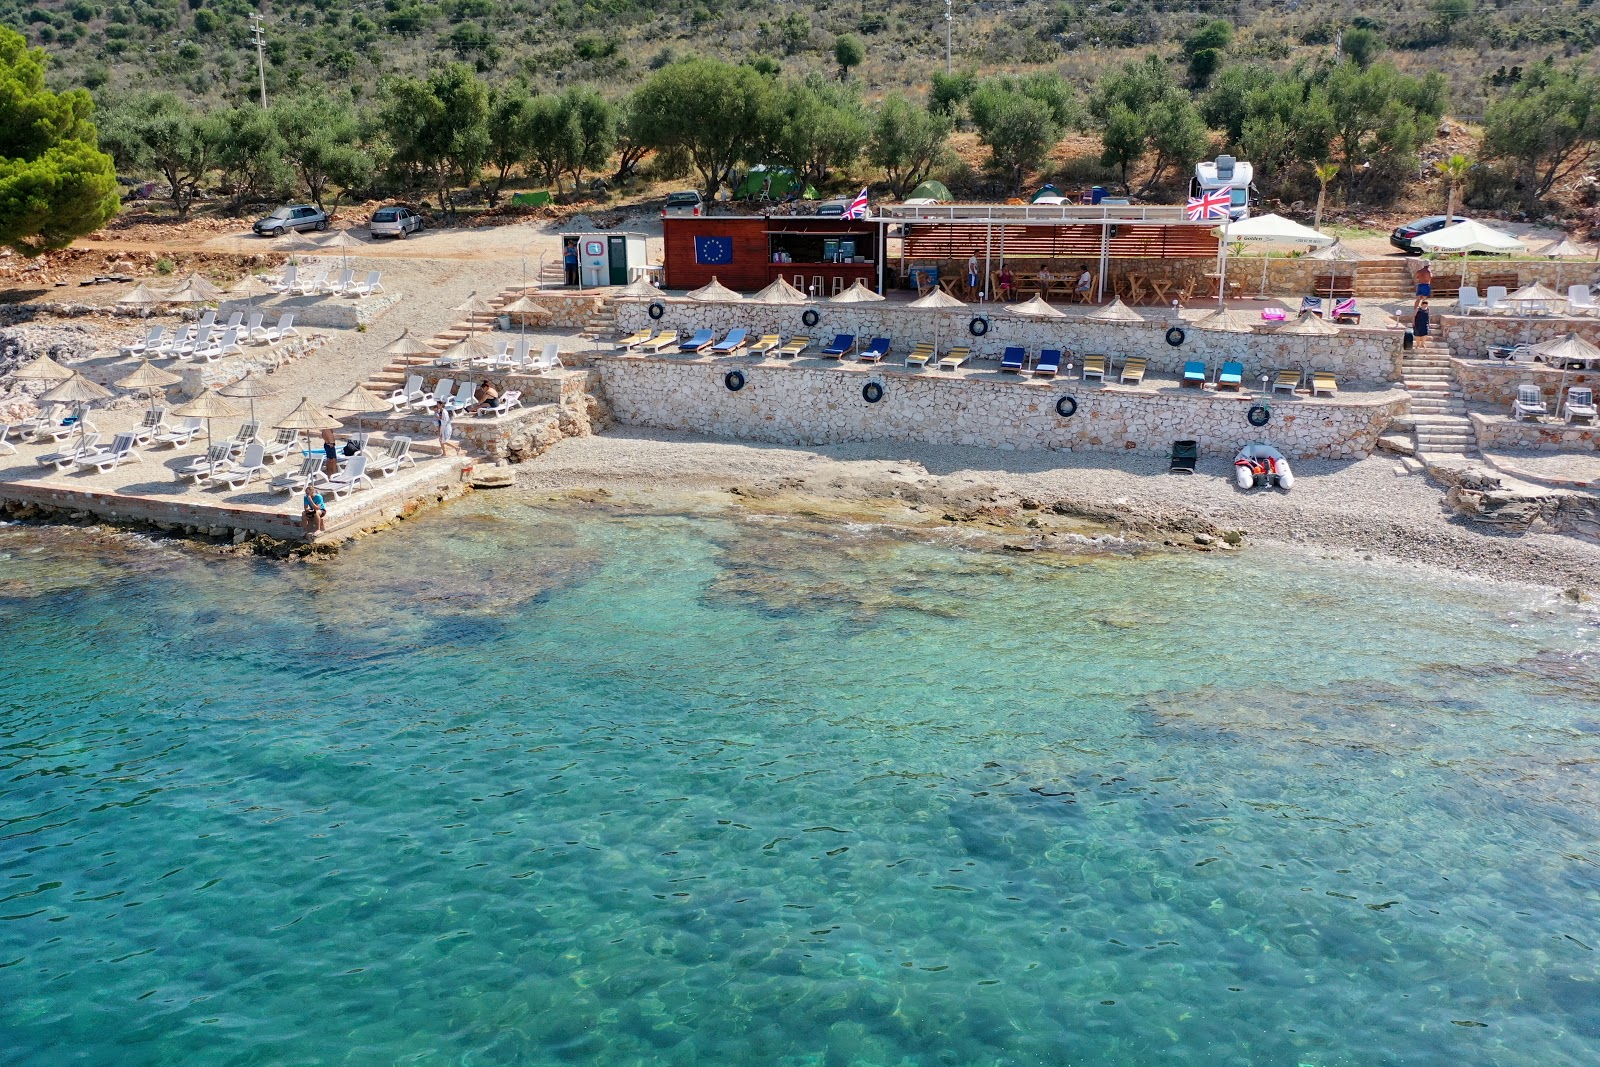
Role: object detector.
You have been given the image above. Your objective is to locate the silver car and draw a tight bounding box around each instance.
[369,205,425,239]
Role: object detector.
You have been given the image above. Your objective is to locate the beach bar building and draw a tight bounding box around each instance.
[663,215,883,296]
[884,202,1222,303]
[663,204,1222,302]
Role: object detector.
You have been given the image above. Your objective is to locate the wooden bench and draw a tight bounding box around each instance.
[1477,272,1521,293]
[1312,275,1356,298]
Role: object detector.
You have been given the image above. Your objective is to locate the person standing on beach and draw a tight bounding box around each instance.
[1413,299,1431,342]
[965,255,979,299]
[435,405,456,456]
[320,428,339,476]
[301,482,325,538]
[1413,258,1432,311]
[564,243,579,286]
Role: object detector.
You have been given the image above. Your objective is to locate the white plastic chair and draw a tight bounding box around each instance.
[1457,286,1483,315]
[1484,286,1509,314]
[1562,386,1597,424]
[1512,383,1547,421]
[1569,286,1599,316]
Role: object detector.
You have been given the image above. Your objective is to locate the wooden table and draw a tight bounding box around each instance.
[1146,278,1172,305]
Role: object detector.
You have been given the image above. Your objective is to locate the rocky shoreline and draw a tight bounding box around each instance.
[515,428,1600,596]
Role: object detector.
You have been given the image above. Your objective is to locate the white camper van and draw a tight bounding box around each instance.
[1193,155,1255,221]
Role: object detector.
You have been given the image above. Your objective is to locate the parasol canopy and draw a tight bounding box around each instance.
[501,295,550,316]
[172,272,224,300]
[1414,220,1525,255]
[161,280,213,305]
[685,277,743,302]
[274,396,341,432]
[117,282,163,307]
[907,289,967,310]
[1192,307,1258,333]
[1539,238,1589,259]
[1508,281,1565,303]
[1214,213,1333,247]
[39,371,113,404]
[325,384,388,414]
[172,387,245,421]
[750,277,809,305]
[1306,240,1359,262]
[1530,332,1600,367]
[1005,294,1067,319]
[828,279,886,304]
[1277,314,1341,337]
[12,352,74,381]
[1084,297,1145,323]
[384,329,438,357]
[116,359,182,391]
[436,333,497,365]
[452,292,495,316]
[616,276,666,299]
[219,369,279,421]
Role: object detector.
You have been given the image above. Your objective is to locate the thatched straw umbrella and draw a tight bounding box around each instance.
[326,384,388,417]
[116,359,182,417]
[219,370,280,423]
[616,276,666,299]
[1006,294,1067,319]
[907,288,968,353]
[274,396,343,471]
[384,329,439,368]
[116,282,164,315]
[1084,297,1145,323]
[12,353,73,382]
[1192,306,1258,334]
[828,279,886,304]
[686,277,743,301]
[171,388,245,476]
[172,272,224,300]
[751,277,809,305]
[39,371,113,457]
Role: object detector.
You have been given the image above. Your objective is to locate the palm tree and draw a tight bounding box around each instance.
[1434,154,1473,225]
[1311,162,1340,232]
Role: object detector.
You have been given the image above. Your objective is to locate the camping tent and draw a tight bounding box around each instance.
[908,180,953,203]
[737,166,801,201]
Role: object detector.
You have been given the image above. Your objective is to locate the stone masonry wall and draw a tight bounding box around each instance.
[1437,314,1600,359]
[1471,413,1600,453]
[596,356,1406,460]
[1454,357,1600,407]
[616,298,1404,384]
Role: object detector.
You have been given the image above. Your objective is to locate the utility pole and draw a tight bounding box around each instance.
[945,0,953,74]
[249,13,268,109]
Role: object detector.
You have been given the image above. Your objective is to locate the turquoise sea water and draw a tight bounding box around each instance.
[2,500,1598,1067]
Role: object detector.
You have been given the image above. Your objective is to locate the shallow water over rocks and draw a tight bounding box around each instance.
[2,498,1597,1065]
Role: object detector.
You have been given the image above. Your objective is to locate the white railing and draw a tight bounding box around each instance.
[876,202,1191,224]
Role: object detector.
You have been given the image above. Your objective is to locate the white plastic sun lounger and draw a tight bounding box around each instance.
[78,432,141,473]
[326,454,372,498]
[151,416,202,448]
[38,433,102,470]
[213,442,267,488]
[373,437,416,476]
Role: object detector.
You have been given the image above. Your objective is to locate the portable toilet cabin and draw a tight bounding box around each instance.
[561,231,652,287]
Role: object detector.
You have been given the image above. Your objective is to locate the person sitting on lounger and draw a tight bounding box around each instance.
[998,267,1016,301]
[468,381,500,415]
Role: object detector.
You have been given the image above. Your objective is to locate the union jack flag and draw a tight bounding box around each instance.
[844,187,870,219]
[1185,190,1231,220]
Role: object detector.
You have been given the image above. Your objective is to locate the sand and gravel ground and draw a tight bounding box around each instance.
[517,428,1600,593]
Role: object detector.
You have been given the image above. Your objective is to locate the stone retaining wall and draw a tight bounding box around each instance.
[1453,357,1600,406]
[1437,313,1600,359]
[595,356,1406,459]
[1471,412,1600,453]
[616,297,1404,383]
[1249,257,1600,295]
[514,292,605,329]
[217,290,402,329]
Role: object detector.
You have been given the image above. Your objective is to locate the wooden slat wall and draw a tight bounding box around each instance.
[663,217,770,291]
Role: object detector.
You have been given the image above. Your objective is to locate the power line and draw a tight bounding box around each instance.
[249,12,268,110]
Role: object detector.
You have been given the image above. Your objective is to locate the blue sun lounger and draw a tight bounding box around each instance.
[857,337,891,363]
[679,329,716,353]
[822,334,855,358]
[1033,349,1063,378]
[712,328,749,354]
[1000,346,1026,372]
[1217,360,1244,390]
[1182,360,1207,387]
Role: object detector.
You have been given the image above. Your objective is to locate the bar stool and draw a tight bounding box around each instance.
[792,273,806,292]
[830,277,846,295]
[811,275,824,297]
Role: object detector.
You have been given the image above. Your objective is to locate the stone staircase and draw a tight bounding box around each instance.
[1355,261,1412,299]
[580,298,618,340]
[1402,341,1477,456]
[361,286,522,399]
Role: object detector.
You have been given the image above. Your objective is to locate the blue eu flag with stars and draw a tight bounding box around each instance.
[695,236,733,265]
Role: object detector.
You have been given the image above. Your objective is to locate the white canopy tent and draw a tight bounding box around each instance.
[1211,213,1334,301]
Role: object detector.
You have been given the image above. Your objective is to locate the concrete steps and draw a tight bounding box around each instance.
[1356,263,1413,298]
[359,285,532,400]
[1401,347,1478,456]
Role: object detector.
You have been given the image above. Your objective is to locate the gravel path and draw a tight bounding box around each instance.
[519,428,1600,592]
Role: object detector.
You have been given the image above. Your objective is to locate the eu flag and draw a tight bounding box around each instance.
[695,236,733,265]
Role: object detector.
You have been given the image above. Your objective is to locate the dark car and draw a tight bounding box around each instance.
[369,205,425,239]
[253,204,329,237]
[1390,215,1469,253]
